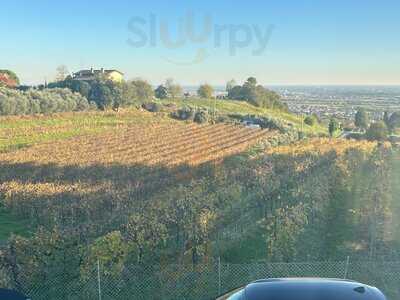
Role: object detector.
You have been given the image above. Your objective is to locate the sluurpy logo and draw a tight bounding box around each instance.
[127,12,274,65]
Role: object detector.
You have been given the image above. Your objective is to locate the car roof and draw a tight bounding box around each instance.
[0,288,29,300]
[252,278,357,284]
[243,278,386,300]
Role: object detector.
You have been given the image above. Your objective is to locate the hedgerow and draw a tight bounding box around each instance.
[0,87,91,116]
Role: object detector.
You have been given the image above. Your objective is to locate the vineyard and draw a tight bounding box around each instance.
[0,123,272,167]
[0,119,275,239]
[0,109,173,152]
[267,138,379,156]
[1,115,399,299]
[1,108,399,300]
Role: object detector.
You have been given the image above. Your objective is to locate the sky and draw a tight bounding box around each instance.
[1,0,400,86]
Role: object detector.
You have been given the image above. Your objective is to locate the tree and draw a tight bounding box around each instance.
[55,65,69,82]
[90,81,113,109]
[120,81,137,106]
[329,118,339,137]
[355,108,369,130]
[124,213,167,263]
[265,204,308,262]
[0,70,19,87]
[1,229,84,292]
[225,77,285,110]
[226,79,236,93]
[154,85,168,99]
[366,121,388,141]
[71,80,91,99]
[388,112,400,133]
[197,84,214,99]
[84,231,128,275]
[227,85,242,100]
[383,111,390,128]
[165,78,182,99]
[130,79,154,101]
[304,116,316,126]
[240,77,258,102]
[245,77,257,86]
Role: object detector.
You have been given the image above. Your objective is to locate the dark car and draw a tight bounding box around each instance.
[0,289,30,300]
[216,278,387,300]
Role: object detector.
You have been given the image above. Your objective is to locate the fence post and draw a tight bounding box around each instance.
[97,259,102,300]
[218,256,221,296]
[344,256,350,279]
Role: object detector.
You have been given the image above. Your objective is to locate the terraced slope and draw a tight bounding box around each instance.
[0,123,272,167]
[0,121,275,238]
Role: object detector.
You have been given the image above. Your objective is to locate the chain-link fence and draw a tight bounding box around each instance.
[3,260,400,299]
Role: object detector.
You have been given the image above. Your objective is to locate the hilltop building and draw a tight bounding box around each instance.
[72,68,124,83]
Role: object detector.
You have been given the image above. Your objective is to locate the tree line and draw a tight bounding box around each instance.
[0,87,91,116]
[1,68,289,116]
[322,108,400,140]
[226,77,287,110]
[353,108,400,140]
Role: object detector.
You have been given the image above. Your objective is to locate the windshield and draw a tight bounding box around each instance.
[0,1,398,300]
[227,290,244,300]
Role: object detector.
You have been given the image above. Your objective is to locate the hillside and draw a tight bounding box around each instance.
[0,96,326,153]
[0,97,396,299]
[0,98,310,243]
[0,107,282,241]
[161,97,327,135]
[0,105,388,246]
[0,109,163,153]
[0,105,398,299]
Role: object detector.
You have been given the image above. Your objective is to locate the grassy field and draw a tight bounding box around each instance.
[161,98,327,135]
[0,99,326,154]
[0,109,175,153]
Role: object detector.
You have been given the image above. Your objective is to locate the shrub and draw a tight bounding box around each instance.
[48,78,142,110]
[304,116,316,126]
[141,102,162,112]
[171,107,196,121]
[355,108,369,130]
[197,84,214,99]
[216,114,239,124]
[163,103,177,111]
[366,122,388,141]
[226,114,244,121]
[388,112,400,133]
[242,115,288,132]
[154,85,168,99]
[345,132,365,140]
[0,87,90,116]
[194,110,209,124]
[329,118,339,137]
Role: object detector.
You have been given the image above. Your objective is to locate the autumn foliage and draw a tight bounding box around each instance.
[0,73,17,87]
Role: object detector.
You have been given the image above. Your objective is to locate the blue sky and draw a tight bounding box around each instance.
[1,0,400,85]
